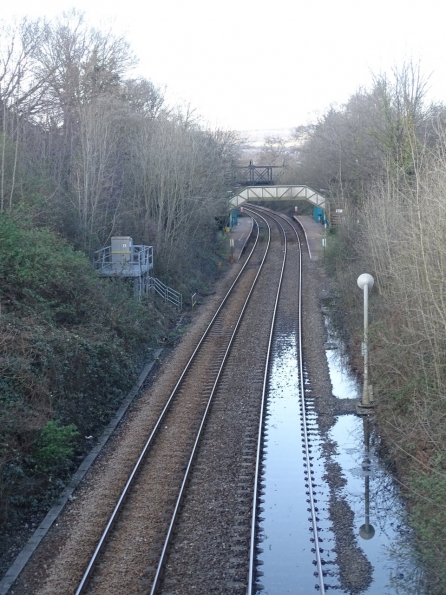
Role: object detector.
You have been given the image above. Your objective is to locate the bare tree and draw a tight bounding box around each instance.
[0,17,51,212]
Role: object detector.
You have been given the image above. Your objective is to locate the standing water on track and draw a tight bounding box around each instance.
[256,323,421,594]
[256,332,338,594]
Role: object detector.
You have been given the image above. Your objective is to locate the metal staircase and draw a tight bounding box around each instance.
[94,237,182,308]
[148,277,182,309]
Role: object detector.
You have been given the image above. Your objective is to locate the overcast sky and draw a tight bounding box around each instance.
[3,0,446,133]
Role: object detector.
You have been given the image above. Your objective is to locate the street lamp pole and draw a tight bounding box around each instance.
[357,274,374,408]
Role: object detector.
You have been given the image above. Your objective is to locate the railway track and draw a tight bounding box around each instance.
[246,207,326,594]
[10,207,328,595]
[151,208,289,594]
[69,210,284,595]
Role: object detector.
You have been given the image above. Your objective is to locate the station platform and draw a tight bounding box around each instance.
[229,215,254,261]
[293,215,326,260]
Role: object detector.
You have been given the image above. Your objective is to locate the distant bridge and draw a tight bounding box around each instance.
[229,185,326,212]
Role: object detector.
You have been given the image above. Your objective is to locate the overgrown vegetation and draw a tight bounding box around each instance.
[295,62,446,593]
[0,10,240,559]
[0,10,240,281]
[0,215,173,529]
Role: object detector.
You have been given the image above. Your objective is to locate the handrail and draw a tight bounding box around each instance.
[148,277,182,309]
[93,245,153,274]
[93,245,181,307]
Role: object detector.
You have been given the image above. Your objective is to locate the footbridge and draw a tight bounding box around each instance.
[229,185,327,213]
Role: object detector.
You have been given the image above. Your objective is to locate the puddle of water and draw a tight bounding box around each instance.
[257,334,338,594]
[325,348,359,399]
[324,314,421,594]
[256,319,420,594]
[324,317,360,399]
[330,415,411,594]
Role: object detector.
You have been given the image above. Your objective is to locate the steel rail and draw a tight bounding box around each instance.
[269,209,326,592]
[246,207,326,594]
[75,220,262,594]
[149,210,274,594]
[75,217,268,594]
[246,207,288,595]
[292,215,326,594]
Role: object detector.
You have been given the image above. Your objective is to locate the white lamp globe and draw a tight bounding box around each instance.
[357,274,374,290]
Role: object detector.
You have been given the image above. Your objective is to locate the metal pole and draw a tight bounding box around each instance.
[363,281,370,406]
[357,274,374,408]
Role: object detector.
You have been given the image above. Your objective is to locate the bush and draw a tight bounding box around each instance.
[0,215,171,530]
[33,421,79,473]
[0,216,100,325]
[406,468,446,595]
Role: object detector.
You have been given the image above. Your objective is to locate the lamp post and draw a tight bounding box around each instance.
[357,274,374,409]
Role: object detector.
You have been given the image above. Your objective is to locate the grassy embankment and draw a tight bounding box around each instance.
[0,215,189,560]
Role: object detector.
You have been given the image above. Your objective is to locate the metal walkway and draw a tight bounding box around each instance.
[94,237,181,307]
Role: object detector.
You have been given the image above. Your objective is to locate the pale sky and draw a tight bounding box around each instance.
[3,0,446,133]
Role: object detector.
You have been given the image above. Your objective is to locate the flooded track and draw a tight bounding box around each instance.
[6,209,420,595]
[247,208,327,594]
[248,208,418,594]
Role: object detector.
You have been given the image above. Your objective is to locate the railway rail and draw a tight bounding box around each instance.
[246,206,326,594]
[71,216,268,594]
[153,208,288,594]
[8,207,328,595]
[67,210,287,595]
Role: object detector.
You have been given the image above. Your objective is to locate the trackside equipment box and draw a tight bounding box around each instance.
[111,236,132,264]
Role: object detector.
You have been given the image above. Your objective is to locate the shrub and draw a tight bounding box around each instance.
[0,216,169,530]
[33,421,79,473]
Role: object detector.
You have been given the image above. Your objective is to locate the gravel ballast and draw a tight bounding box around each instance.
[6,213,376,594]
